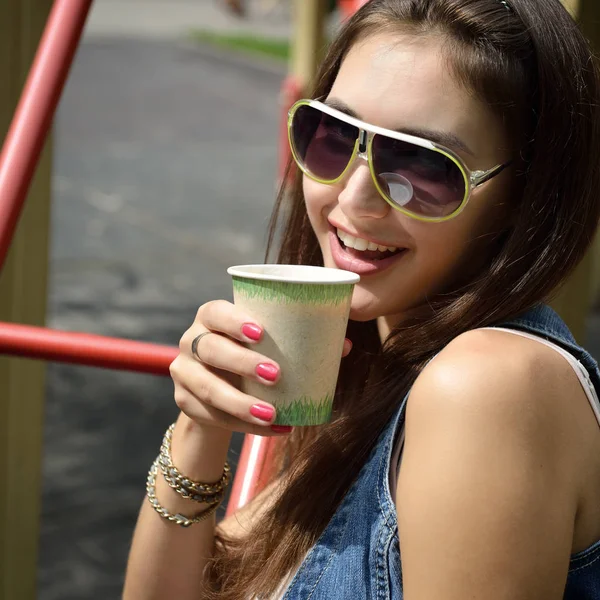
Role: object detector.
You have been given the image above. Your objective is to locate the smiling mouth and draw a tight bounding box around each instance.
[335,228,403,261]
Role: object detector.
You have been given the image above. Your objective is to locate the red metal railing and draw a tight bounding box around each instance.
[0,322,177,375]
[0,0,279,515]
[0,0,92,268]
[338,0,370,18]
[1,0,360,516]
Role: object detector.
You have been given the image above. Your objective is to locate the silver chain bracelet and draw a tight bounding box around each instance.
[145,422,232,527]
[158,423,231,499]
[146,458,220,528]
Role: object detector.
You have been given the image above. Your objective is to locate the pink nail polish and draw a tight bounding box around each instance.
[242,323,262,341]
[271,425,293,433]
[250,404,274,422]
[256,363,279,382]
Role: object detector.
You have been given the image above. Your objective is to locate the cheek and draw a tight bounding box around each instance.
[412,200,507,293]
[303,176,336,232]
[407,219,483,293]
[416,226,463,277]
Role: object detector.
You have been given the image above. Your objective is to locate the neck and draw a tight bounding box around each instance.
[377,315,397,343]
[376,302,438,343]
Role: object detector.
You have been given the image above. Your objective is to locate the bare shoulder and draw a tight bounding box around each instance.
[403,326,593,496]
[395,328,592,597]
[409,327,583,431]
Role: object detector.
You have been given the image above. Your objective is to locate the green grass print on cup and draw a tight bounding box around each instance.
[228,265,360,426]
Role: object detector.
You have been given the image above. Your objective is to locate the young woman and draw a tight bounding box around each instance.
[124,0,600,598]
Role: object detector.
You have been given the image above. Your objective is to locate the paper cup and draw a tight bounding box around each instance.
[227,264,360,426]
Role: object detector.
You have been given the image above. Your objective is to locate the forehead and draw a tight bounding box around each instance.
[329,31,506,160]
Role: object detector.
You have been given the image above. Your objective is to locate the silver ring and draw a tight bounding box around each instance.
[191,331,214,361]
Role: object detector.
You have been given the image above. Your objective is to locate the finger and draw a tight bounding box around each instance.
[172,356,280,426]
[174,383,293,437]
[196,299,264,344]
[342,338,352,358]
[185,331,280,385]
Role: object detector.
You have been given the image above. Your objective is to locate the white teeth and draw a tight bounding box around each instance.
[344,233,357,247]
[353,237,368,251]
[336,228,398,253]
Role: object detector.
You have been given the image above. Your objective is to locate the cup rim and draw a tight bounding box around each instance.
[227,264,360,285]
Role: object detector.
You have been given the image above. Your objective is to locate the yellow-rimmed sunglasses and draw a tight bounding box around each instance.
[287,99,511,223]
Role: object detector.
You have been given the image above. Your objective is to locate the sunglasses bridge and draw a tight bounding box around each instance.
[342,129,374,175]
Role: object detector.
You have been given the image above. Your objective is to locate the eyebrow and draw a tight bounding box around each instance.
[324,98,475,157]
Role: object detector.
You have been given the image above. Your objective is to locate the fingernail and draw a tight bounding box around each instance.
[242,323,262,341]
[250,403,275,422]
[343,338,353,354]
[271,425,293,433]
[256,363,279,382]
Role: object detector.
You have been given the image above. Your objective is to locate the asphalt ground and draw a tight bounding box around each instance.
[40,37,284,599]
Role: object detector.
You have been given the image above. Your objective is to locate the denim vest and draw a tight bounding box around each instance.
[281,305,600,599]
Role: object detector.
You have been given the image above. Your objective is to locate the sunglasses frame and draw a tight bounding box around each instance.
[287,99,510,223]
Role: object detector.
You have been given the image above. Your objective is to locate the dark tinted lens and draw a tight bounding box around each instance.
[372,135,466,218]
[291,105,358,181]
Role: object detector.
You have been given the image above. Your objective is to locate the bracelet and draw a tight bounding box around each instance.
[158,423,231,501]
[146,458,220,527]
[161,466,223,504]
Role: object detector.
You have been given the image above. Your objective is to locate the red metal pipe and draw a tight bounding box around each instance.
[0,0,93,272]
[226,434,279,515]
[0,320,273,509]
[0,0,275,511]
[337,0,369,19]
[0,322,177,376]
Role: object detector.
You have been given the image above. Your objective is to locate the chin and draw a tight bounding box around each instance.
[348,283,424,325]
[348,286,388,322]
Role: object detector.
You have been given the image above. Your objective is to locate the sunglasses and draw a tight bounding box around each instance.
[287,99,511,223]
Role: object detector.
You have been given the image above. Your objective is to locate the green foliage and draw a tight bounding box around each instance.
[190,30,289,62]
[274,394,334,426]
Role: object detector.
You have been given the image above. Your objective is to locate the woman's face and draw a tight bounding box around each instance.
[303,32,514,332]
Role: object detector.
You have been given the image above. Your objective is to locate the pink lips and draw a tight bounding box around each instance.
[329,230,406,275]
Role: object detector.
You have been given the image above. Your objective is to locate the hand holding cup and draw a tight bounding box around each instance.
[169,291,356,436]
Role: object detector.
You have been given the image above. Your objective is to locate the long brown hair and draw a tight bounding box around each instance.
[205,0,600,596]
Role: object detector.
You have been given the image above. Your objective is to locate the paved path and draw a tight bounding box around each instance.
[84,0,293,40]
[40,31,285,600]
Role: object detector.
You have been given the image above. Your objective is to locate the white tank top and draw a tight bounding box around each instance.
[388,327,600,500]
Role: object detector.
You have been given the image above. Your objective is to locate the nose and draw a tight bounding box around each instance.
[337,154,391,219]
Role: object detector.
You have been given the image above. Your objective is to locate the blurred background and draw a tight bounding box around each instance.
[43,1,291,598]
[1,0,600,598]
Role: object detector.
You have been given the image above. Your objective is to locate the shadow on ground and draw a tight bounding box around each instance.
[39,37,283,599]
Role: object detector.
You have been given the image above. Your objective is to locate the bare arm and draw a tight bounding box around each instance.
[123,414,232,600]
[122,301,295,599]
[397,330,583,600]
